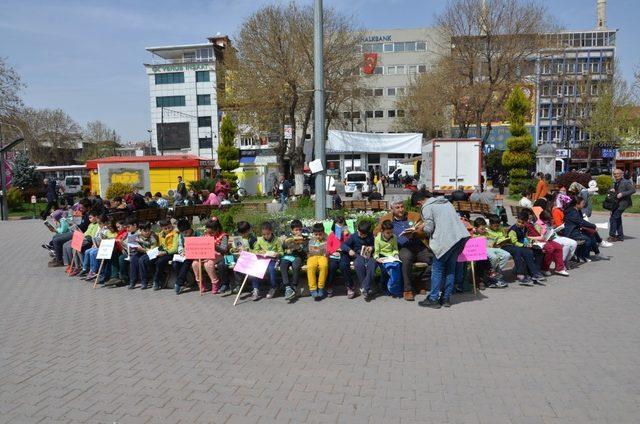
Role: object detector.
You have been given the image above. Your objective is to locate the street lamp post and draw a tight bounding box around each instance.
[313,0,326,219]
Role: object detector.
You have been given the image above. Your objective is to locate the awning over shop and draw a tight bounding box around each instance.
[239,157,256,164]
[327,130,422,154]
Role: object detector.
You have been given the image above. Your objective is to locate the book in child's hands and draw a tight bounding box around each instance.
[232,236,246,251]
[379,256,401,263]
[360,245,373,259]
[308,241,327,256]
[44,220,57,232]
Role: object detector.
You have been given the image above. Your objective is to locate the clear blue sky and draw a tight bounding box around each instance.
[1,0,638,142]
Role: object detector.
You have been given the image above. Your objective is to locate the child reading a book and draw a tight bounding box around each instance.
[281,219,308,302]
[153,219,179,291]
[306,222,328,300]
[506,212,546,285]
[251,221,282,301]
[473,217,509,288]
[374,220,402,297]
[342,220,375,301]
[173,219,201,295]
[129,221,159,290]
[326,216,354,298]
[230,221,257,295]
[524,210,569,277]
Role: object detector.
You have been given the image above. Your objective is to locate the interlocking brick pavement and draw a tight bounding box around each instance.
[1,216,639,423]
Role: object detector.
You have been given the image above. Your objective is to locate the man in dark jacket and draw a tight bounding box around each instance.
[41,178,58,219]
[608,169,636,242]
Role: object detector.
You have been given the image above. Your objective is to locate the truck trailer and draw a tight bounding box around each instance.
[419,138,482,192]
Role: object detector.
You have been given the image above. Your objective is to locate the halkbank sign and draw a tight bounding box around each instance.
[152,63,211,73]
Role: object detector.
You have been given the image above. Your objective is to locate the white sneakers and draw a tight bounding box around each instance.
[600,240,613,248]
[556,270,570,276]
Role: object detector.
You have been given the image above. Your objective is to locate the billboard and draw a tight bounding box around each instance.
[156,122,190,150]
[97,162,150,197]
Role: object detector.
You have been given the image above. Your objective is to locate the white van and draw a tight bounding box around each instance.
[63,175,83,195]
[344,171,370,197]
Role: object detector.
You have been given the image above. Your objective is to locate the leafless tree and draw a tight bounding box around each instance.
[407,0,556,140]
[0,57,24,120]
[232,2,364,192]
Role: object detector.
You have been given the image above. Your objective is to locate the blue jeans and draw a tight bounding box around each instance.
[173,259,193,289]
[279,193,287,210]
[609,207,624,238]
[327,255,354,289]
[83,247,99,272]
[251,260,278,290]
[129,253,155,288]
[353,255,376,292]
[429,238,467,302]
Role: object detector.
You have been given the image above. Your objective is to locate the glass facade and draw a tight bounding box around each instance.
[196,71,210,82]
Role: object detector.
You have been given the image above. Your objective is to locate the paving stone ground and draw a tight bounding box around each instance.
[1,215,639,424]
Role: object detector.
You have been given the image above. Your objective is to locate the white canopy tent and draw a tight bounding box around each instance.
[327,130,422,154]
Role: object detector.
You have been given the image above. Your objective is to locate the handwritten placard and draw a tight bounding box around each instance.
[457,237,488,262]
[96,239,115,260]
[71,230,84,252]
[233,251,271,279]
[184,237,218,260]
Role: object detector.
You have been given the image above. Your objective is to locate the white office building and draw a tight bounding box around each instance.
[327,28,443,176]
[144,36,230,159]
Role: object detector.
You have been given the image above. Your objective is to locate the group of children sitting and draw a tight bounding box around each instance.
[43,209,411,303]
[42,187,611,303]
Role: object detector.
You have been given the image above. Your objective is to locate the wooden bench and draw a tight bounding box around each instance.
[133,208,167,223]
[107,210,129,221]
[342,200,388,212]
[453,201,493,217]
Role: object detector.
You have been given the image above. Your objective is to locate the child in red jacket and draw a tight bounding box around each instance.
[325,216,354,298]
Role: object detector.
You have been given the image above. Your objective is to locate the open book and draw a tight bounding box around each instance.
[378,256,401,263]
[308,241,327,256]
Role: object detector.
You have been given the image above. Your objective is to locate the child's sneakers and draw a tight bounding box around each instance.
[284,286,297,301]
[84,271,96,280]
[77,269,88,277]
[252,288,261,301]
[315,289,325,301]
[266,288,276,299]
[310,290,318,298]
[347,289,356,299]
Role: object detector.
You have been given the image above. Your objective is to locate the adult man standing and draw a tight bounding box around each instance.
[277,175,291,211]
[374,200,431,301]
[412,190,469,308]
[608,168,636,242]
[41,178,58,219]
[176,176,187,199]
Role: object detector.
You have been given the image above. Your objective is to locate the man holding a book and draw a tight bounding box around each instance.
[375,199,431,301]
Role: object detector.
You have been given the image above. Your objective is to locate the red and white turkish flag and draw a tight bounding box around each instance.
[363,53,378,74]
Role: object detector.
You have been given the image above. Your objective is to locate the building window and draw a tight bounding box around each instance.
[374,110,384,118]
[590,62,600,73]
[156,96,185,107]
[397,109,405,117]
[343,111,350,119]
[355,44,363,53]
[373,66,383,75]
[397,87,405,95]
[542,62,551,74]
[566,62,576,74]
[405,42,416,52]
[591,83,599,96]
[552,128,561,142]
[371,43,383,53]
[364,88,373,97]
[396,65,405,74]
[198,137,212,148]
[374,88,383,96]
[555,84,563,96]
[418,64,427,73]
[564,84,575,96]
[386,66,396,75]
[387,88,396,96]
[198,116,212,127]
[196,48,213,61]
[540,105,550,119]
[383,43,394,52]
[196,71,210,82]
[197,94,211,105]
[154,72,184,85]
[388,110,396,118]
[416,41,427,51]
[541,84,550,96]
[538,128,549,142]
[365,110,373,118]
[394,42,405,52]
[352,111,361,119]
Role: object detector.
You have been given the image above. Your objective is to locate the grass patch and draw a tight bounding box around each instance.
[8,202,47,218]
[590,194,640,214]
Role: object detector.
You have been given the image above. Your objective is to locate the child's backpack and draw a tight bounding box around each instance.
[381,261,403,297]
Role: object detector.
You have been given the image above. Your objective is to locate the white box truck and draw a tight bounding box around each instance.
[419,138,482,192]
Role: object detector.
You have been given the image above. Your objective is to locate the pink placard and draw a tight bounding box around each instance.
[457,237,488,262]
[184,237,218,260]
[233,251,271,279]
[71,231,84,252]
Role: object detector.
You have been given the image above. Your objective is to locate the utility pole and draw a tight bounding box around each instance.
[0,123,6,221]
[159,106,164,156]
[313,0,326,219]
